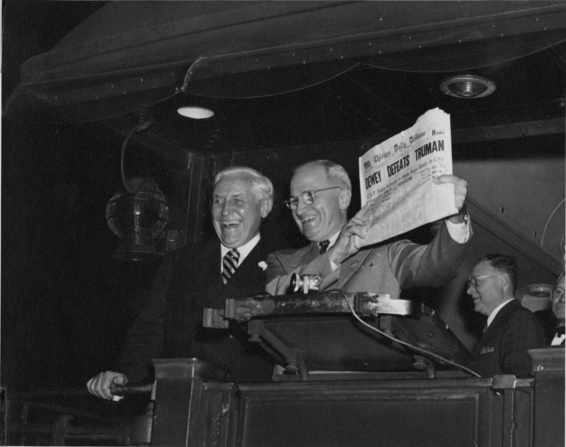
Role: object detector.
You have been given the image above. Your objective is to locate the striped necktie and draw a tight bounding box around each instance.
[222,248,240,284]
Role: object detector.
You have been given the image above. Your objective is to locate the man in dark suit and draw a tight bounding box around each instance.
[536,272,565,345]
[266,160,472,297]
[467,254,546,378]
[87,166,279,400]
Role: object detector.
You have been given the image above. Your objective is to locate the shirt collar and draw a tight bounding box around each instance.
[487,299,515,327]
[324,231,341,250]
[551,334,566,346]
[220,233,261,264]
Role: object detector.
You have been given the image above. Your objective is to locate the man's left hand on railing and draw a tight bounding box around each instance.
[86,371,127,401]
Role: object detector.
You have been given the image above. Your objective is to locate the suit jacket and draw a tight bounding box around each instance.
[534,308,561,345]
[471,299,546,378]
[266,221,469,298]
[116,236,276,383]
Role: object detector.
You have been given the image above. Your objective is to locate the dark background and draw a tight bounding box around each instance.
[2,1,156,390]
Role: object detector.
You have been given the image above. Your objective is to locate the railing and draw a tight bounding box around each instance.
[3,348,564,446]
[3,385,152,446]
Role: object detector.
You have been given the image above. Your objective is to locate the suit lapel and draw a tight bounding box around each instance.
[303,243,322,267]
[474,300,517,355]
[281,243,319,270]
[209,237,271,306]
[488,300,517,335]
[279,243,373,290]
[201,239,265,286]
[337,249,372,287]
[229,240,265,287]
[194,241,224,308]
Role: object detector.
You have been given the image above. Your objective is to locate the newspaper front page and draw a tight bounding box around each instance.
[356,108,457,247]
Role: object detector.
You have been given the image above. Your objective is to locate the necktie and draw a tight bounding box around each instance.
[556,326,565,335]
[319,240,330,254]
[222,248,240,284]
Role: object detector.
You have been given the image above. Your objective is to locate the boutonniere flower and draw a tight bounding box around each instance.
[258,261,268,271]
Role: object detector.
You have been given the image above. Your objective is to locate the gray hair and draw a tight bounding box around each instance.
[214,166,274,208]
[294,160,352,192]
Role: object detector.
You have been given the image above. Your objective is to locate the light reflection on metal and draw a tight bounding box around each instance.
[440,75,496,99]
[290,273,322,294]
[106,178,169,261]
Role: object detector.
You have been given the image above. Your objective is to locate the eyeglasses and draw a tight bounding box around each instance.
[284,186,342,210]
[465,274,499,290]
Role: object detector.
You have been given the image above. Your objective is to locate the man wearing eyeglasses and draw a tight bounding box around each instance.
[467,254,546,378]
[535,272,565,346]
[265,159,471,299]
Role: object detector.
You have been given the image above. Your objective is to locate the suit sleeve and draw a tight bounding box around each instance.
[114,252,176,383]
[265,249,337,295]
[498,311,546,378]
[388,220,470,288]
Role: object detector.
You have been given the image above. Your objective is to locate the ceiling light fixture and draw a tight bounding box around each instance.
[177,106,214,119]
[440,75,496,99]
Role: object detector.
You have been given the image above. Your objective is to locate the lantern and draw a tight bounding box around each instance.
[106,177,169,261]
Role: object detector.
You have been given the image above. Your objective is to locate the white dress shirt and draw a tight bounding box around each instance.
[220,233,260,272]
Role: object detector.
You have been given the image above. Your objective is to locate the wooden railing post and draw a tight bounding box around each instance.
[529,348,565,447]
[151,358,228,447]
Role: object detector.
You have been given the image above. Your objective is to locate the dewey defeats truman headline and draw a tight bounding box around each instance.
[364,139,445,189]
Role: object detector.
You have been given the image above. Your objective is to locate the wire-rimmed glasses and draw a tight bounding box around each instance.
[465,274,499,290]
[284,186,342,210]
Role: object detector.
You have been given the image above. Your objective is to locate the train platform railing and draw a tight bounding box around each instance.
[2,349,563,446]
[3,383,153,446]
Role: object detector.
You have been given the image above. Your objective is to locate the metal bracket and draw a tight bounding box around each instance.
[203,292,419,328]
[247,319,309,380]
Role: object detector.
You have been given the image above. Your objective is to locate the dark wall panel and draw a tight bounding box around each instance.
[1,119,160,391]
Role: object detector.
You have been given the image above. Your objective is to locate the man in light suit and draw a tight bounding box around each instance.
[265,160,471,298]
[467,254,546,378]
[87,166,279,400]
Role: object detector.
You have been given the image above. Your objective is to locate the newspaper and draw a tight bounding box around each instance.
[356,108,457,247]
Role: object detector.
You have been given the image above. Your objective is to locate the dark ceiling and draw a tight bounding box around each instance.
[4,1,566,155]
[152,47,566,153]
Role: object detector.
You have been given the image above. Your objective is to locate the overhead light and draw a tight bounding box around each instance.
[177,106,214,119]
[440,75,496,99]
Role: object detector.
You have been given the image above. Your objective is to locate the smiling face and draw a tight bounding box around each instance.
[212,173,268,248]
[551,274,565,323]
[466,260,506,316]
[289,164,350,243]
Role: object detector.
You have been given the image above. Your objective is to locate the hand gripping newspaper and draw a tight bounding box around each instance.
[355,108,457,247]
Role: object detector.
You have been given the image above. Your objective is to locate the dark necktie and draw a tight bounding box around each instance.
[556,326,565,336]
[319,240,330,254]
[222,248,240,284]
